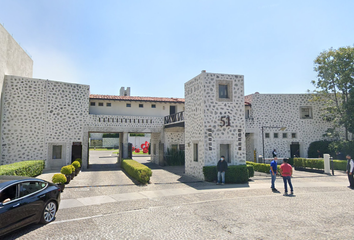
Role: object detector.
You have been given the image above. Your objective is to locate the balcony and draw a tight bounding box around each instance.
[164,111,185,128]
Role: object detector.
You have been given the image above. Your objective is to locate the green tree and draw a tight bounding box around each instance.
[311,46,354,140]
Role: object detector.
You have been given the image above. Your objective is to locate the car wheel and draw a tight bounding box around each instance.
[40,201,57,224]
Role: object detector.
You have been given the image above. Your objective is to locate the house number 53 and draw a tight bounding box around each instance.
[220,116,231,127]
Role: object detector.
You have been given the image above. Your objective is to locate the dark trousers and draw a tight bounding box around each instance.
[348,173,354,188]
[282,176,293,193]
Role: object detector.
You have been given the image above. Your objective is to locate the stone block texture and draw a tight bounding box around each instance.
[184,72,246,180]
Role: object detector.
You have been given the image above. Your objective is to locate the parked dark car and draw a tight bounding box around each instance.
[0,176,61,237]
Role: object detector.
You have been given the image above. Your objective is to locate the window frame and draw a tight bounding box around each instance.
[90,102,96,106]
[106,103,111,107]
[52,145,62,159]
[193,143,198,162]
[274,133,279,139]
[265,133,270,138]
[126,103,131,108]
[151,104,156,108]
[300,106,313,119]
[98,102,104,107]
[139,104,144,108]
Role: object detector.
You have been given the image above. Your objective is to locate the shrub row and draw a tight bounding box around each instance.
[246,161,280,175]
[290,158,347,171]
[203,165,251,183]
[122,159,152,184]
[0,160,45,176]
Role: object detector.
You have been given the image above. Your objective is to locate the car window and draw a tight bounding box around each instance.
[0,184,18,203]
[20,181,47,198]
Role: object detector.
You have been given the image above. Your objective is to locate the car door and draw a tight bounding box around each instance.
[18,181,47,223]
[0,183,24,235]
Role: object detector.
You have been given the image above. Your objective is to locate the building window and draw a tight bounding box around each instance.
[139,104,144,108]
[292,133,297,138]
[274,133,278,138]
[90,102,96,106]
[193,143,198,162]
[52,145,62,159]
[171,144,178,151]
[179,144,185,151]
[283,133,288,138]
[106,103,111,107]
[219,84,229,98]
[151,104,156,108]
[265,133,270,138]
[245,109,250,119]
[126,103,131,107]
[98,102,104,107]
[300,107,313,119]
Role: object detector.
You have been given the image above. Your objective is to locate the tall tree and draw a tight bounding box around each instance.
[311,46,354,140]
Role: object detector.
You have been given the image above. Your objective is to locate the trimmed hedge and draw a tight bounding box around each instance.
[52,173,67,184]
[292,158,347,170]
[203,165,249,183]
[122,159,152,184]
[72,161,81,169]
[61,165,72,175]
[247,165,254,178]
[0,160,45,176]
[246,161,281,175]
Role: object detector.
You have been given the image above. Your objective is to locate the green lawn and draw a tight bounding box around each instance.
[89,148,119,151]
[112,151,149,155]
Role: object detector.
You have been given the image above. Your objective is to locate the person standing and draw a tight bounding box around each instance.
[272,149,277,158]
[280,158,293,195]
[217,156,228,185]
[346,154,354,189]
[270,157,278,192]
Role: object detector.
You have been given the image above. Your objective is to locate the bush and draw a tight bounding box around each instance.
[293,158,324,169]
[102,133,119,138]
[247,165,254,178]
[52,173,67,184]
[72,161,81,169]
[69,165,75,173]
[246,161,281,174]
[203,165,249,183]
[61,165,72,175]
[165,148,185,166]
[75,158,82,165]
[308,140,332,158]
[329,140,354,158]
[0,160,45,176]
[122,159,152,184]
[332,160,347,171]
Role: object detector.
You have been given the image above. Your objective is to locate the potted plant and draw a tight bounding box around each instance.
[52,173,67,192]
[75,158,82,170]
[69,165,75,179]
[61,165,72,184]
[72,161,81,176]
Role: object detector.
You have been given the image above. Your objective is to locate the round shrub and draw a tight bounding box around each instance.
[75,158,82,165]
[60,165,72,175]
[52,173,67,184]
[69,165,75,173]
[72,161,81,169]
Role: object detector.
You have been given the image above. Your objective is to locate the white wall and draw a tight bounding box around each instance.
[89,99,184,117]
[245,93,338,159]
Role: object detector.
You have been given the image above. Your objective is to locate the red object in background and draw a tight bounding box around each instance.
[143,148,148,153]
[132,146,135,151]
[141,143,145,149]
[135,148,140,153]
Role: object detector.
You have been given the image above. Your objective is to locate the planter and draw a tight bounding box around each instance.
[57,183,65,192]
[75,168,80,176]
[71,172,75,180]
[65,175,71,184]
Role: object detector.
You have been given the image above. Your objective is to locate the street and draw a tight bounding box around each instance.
[3,151,354,240]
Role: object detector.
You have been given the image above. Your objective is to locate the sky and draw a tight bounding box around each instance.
[0,0,353,98]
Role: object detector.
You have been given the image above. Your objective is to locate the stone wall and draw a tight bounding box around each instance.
[164,128,185,152]
[185,71,246,180]
[1,76,90,168]
[245,93,339,159]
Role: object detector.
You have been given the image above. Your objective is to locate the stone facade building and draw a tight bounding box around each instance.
[0,24,346,180]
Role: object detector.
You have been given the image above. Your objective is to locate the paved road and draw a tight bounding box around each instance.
[3,151,354,239]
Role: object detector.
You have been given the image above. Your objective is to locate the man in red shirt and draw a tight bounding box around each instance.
[280,158,293,195]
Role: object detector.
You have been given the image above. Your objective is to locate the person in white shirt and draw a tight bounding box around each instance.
[346,154,354,189]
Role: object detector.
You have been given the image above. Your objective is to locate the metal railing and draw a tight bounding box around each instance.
[164,111,184,124]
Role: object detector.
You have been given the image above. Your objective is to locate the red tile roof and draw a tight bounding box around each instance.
[90,94,251,106]
[90,94,185,103]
